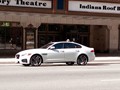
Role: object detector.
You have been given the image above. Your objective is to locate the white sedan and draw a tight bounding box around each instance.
[15,41,95,66]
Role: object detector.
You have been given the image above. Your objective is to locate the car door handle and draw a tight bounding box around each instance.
[76,50,79,52]
[61,51,64,52]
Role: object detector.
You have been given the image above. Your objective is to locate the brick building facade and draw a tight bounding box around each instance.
[0,0,120,56]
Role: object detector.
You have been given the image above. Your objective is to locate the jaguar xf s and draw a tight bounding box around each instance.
[15,41,95,66]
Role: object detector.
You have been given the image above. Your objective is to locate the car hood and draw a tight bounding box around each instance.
[17,48,47,55]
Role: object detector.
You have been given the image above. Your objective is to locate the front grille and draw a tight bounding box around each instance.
[16,54,20,59]
[22,59,27,63]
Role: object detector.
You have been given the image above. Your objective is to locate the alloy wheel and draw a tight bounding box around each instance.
[77,54,88,65]
[30,55,42,66]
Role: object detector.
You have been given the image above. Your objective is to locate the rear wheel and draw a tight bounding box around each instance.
[66,62,74,65]
[77,54,88,65]
[30,55,42,66]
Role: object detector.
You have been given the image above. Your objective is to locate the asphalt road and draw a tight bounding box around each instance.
[0,60,120,90]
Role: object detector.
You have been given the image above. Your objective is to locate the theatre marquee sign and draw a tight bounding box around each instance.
[0,0,52,8]
[68,1,120,14]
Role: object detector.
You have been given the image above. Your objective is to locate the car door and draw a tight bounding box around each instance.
[46,43,65,62]
[64,43,82,62]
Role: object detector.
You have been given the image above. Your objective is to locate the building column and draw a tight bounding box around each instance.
[108,24,119,53]
[23,27,26,50]
[89,25,94,47]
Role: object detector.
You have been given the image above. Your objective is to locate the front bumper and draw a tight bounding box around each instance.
[15,54,30,64]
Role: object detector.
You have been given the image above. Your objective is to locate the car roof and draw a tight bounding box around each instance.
[51,41,75,43]
[50,41,82,45]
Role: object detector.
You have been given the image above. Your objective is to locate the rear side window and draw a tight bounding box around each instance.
[64,43,81,48]
[53,43,64,49]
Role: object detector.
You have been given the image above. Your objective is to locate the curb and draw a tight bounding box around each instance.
[0,58,15,63]
[95,57,120,60]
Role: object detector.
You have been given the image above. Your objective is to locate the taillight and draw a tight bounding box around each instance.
[91,50,94,52]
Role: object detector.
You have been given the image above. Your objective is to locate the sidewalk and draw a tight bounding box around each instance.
[0,56,120,63]
[0,58,15,63]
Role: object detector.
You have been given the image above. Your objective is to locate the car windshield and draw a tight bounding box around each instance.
[41,43,53,49]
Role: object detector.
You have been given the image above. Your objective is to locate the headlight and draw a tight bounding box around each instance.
[21,53,27,56]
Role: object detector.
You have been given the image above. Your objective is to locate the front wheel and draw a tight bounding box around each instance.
[30,55,42,66]
[77,54,88,65]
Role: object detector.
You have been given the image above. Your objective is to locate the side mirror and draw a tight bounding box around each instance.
[49,46,55,50]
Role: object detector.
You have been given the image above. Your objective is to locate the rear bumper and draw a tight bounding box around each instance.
[88,54,95,61]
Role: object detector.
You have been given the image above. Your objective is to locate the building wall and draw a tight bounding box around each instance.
[0,0,120,53]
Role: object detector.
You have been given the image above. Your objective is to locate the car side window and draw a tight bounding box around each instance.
[53,43,64,49]
[64,43,81,48]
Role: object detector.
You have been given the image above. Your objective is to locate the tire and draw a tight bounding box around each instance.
[77,54,88,65]
[66,62,74,65]
[30,54,42,66]
[22,64,30,66]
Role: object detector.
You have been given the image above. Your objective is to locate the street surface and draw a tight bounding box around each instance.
[0,59,120,90]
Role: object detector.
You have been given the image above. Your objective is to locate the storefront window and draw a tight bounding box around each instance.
[48,24,61,31]
[78,25,89,32]
[38,24,47,31]
[38,24,90,47]
[0,27,23,50]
